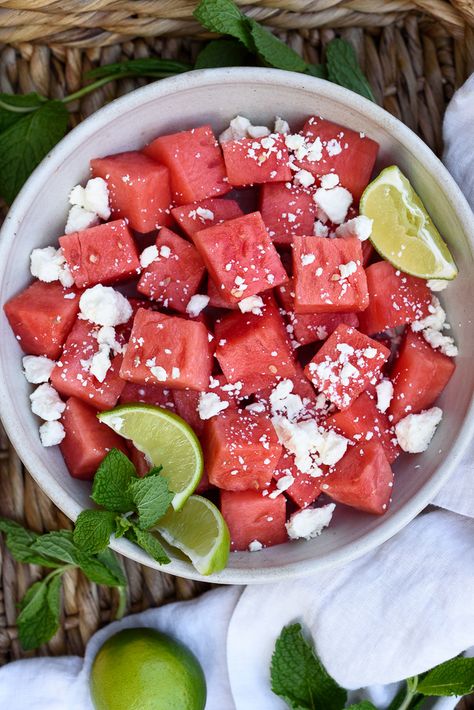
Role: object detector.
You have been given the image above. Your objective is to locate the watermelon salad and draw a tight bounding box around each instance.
[4,114,458,553]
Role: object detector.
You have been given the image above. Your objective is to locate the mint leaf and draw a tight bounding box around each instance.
[195,39,251,69]
[115,515,133,538]
[306,64,327,79]
[76,550,127,587]
[129,474,173,529]
[326,39,375,102]
[87,58,190,80]
[416,657,474,696]
[95,548,127,588]
[31,530,78,565]
[0,92,46,133]
[73,509,116,554]
[346,703,378,709]
[0,100,68,204]
[91,449,137,512]
[193,0,253,51]
[17,574,62,650]
[127,526,170,565]
[271,623,347,710]
[0,518,63,568]
[247,19,307,72]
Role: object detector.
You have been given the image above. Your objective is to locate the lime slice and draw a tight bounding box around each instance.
[155,495,230,576]
[98,404,203,511]
[360,165,458,280]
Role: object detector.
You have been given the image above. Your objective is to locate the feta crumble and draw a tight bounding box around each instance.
[274,117,290,135]
[269,379,305,422]
[286,503,336,540]
[313,220,329,238]
[65,205,99,235]
[427,279,448,292]
[411,297,458,357]
[196,207,215,221]
[375,379,394,413]
[219,115,274,143]
[338,261,357,280]
[301,253,316,266]
[39,420,65,447]
[198,392,230,420]
[272,416,348,475]
[79,285,132,327]
[66,177,110,233]
[186,294,210,317]
[335,215,373,241]
[313,186,353,225]
[140,245,159,268]
[89,346,112,383]
[22,355,55,384]
[294,169,315,188]
[150,366,167,381]
[395,407,443,453]
[320,173,339,189]
[30,246,74,288]
[238,295,265,315]
[248,539,263,552]
[30,384,65,421]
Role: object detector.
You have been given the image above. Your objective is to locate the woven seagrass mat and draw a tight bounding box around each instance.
[0,6,474,704]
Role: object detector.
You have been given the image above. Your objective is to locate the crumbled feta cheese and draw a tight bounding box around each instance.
[294,169,315,188]
[395,407,443,453]
[317,429,349,466]
[82,177,111,220]
[313,186,353,225]
[286,503,335,540]
[276,474,294,492]
[30,383,65,421]
[171,367,180,380]
[140,245,159,268]
[39,420,65,447]
[427,279,448,292]
[238,295,265,315]
[245,402,266,414]
[30,246,74,288]
[320,173,339,189]
[326,139,342,156]
[196,207,215,221]
[248,539,263,552]
[219,115,273,143]
[159,245,171,259]
[422,328,458,357]
[247,125,271,139]
[274,117,290,135]
[335,215,373,241]
[412,297,446,332]
[285,134,305,151]
[65,204,99,235]
[313,220,329,238]
[198,392,230,420]
[272,416,348,475]
[301,253,316,266]
[186,294,210,317]
[376,379,394,413]
[22,355,55,384]
[150,366,167,381]
[338,261,357,279]
[269,379,305,422]
[79,285,132,327]
[95,325,122,354]
[89,346,111,383]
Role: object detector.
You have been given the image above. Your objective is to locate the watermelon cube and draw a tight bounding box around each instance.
[389,330,455,423]
[273,452,322,508]
[60,397,128,480]
[296,117,379,201]
[119,382,175,410]
[305,324,390,410]
[172,374,239,437]
[90,151,172,233]
[276,280,359,347]
[259,182,317,246]
[171,198,243,237]
[137,227,205,313]
[207,276,238,310]
[358,261,432,335]
[202,409,281,491]
[222,134,291,187]
[144,125,230,205]
[292,236,369,314]
[192,212,287,304]
[215,295,297,396]
[220,489,287,551]
[50,318,125,410]
[4,281,80,359]
[322,440,393,514]
[120,308,213,390]
[60,219,140,289]
[325,391,399,463]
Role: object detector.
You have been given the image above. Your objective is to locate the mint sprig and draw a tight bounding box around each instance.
[271,624,474,710]
[0,449,174,650]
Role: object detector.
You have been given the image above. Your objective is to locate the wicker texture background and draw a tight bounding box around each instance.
[0,2,473,689]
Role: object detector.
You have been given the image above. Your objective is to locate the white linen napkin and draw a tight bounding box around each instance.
[0,75,473,710]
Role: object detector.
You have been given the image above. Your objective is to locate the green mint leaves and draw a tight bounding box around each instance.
[0,449,173,650]
[271,623,347,710]
[271,624,474,710]
[326,39,375,102]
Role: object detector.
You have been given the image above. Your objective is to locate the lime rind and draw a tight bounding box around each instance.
[155,495,230,576]
[98,404,203,511]
[360,165,458,280]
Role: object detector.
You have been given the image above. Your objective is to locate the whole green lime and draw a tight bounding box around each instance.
[90,628,206,710]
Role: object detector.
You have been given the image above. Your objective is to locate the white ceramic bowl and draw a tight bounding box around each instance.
[0,68,473,584]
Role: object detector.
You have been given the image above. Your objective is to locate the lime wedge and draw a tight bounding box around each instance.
[360,165,458,280]
[155,495,230,576]
[98,404,203,511]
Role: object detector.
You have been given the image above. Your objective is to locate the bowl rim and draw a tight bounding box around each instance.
[1,66,473,584]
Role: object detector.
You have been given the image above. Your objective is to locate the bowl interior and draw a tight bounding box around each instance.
[0,68,473,584]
